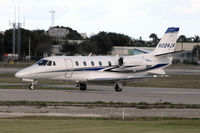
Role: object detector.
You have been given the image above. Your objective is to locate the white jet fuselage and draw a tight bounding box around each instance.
[15,53,170,83]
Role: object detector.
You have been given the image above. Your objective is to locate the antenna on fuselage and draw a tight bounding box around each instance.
[88,53,92,56]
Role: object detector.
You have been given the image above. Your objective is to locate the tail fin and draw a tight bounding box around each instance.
[153,27,179,56]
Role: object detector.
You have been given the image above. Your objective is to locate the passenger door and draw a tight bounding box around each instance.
[64,59,73,78]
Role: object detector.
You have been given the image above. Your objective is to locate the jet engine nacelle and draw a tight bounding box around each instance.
[118,56,144,67]
[118,56,150,71]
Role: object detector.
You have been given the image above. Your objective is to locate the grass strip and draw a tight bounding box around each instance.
[0,61,34,68]
[0,116,200,133]
[0,101,200,109]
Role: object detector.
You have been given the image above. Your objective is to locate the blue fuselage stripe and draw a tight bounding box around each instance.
[73,67,105,71]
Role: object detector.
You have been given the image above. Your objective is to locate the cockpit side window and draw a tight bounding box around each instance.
[37,60,48,66]
[47,61,52,66]
[53,61,56,66]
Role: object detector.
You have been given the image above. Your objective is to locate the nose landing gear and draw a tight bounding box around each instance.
[28,80,38,90]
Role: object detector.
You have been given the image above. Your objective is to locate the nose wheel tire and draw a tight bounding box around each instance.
[29,84,35,90]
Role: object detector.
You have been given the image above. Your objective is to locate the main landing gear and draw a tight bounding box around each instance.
[76,82,123,92]
[29,80,38,90]
[77,82,87,91]
[114,82,123,92]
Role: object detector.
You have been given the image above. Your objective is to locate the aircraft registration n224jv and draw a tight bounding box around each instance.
[15,27,179,92]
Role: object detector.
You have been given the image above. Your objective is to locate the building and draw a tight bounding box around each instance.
[0,31,5,34]
[112,46,154,56]
[48,27,87,55]
[48,27,69,39]
[48,27,87,40]
[80,33,87,39]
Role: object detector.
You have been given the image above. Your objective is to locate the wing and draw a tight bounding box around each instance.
[87,75,165,83]
[148,69,166,75]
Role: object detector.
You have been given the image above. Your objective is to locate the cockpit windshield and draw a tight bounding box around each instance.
[36,59,56,66]
[37,60,48,66]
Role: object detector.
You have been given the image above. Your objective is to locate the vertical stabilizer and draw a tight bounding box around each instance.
[153,27,179,56]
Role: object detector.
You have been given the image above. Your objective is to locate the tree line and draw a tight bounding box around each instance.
[0,26,200,61]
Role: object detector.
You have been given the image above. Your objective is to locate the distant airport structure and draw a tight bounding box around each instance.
[48,26,87,55]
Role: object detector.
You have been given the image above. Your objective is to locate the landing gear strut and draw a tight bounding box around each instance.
[114,82,123,92]
[77,83,87,91]
[29,80,38,90]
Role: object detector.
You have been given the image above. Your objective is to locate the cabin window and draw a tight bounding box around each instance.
[91,61,94,66]
[99,61,102,66]
[37,60,48,66]
[83,61,87,66]
[53,61,56,66]
[108,61,112,66]
[47,61,52,66]
[75,61,79,66]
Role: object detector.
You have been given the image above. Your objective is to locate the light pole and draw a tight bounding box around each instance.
[1,37,4,58]
[197,48,199,64]
[28,36,31,62]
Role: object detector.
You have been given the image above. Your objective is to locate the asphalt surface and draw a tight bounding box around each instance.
[165,69,200,75]
[0,68,20,74]
[0,85,200,104]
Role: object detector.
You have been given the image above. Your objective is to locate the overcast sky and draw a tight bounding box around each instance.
[0,0,200,39]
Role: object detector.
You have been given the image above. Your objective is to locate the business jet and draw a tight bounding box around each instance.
[15,27,179,92]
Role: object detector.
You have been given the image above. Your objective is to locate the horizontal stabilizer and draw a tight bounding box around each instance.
[133,48,151,54]
[155,50,184,56]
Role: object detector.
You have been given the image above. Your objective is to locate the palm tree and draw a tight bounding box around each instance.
[192,35,200,42]
[192,45,200,63]
[177,35,187,42]
[149,33,159,46]
[178,35,188,50]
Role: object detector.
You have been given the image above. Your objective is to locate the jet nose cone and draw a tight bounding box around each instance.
[15,71,21,78]
[15,70,24,78]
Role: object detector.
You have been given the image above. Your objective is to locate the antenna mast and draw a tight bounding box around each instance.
[49,10,55,28]
[9,6,25,60]
[9,7,16,60]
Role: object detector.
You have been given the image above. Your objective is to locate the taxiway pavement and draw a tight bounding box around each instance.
[0,85,199,104]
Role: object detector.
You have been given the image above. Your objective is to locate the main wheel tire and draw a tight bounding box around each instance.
[29,84,35,90]
[115,84,122,92]
[79,83,87,91]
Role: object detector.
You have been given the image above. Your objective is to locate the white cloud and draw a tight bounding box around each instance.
[0,0,6,5]
[174,0,200,14]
